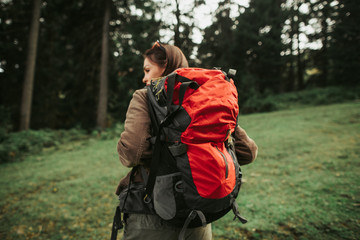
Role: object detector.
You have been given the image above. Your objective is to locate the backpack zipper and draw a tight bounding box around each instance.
[216,145,229,179]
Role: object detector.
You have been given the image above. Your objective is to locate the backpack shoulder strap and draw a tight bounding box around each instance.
[232,201,248,224]
[178,210,207,240]
[110,205,123,240]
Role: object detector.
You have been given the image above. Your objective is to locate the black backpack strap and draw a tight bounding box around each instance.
[178,81,199,106]
[111,165,147,239]
[166,73,199,115]
[178,210,207,240]
[143,124,164,202]
[168,142,187,157]
[166,73,177,116]
[110,205,123,240]
[232,201,247,224]
[147,90,160,135]
[143,124,161,201]
[140,165,149,184]
[120,166,138,211]
[144,75,199,202]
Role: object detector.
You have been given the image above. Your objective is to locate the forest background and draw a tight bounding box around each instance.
[1,0,359,134]
[0,0,360,239]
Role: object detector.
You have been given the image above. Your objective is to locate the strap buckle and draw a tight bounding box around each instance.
[143,194,151,204]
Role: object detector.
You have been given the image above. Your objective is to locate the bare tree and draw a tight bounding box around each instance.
[97,0,110,129]
[19,0,41,130]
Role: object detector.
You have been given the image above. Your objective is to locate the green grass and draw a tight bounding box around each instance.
[1,102,359,239]
[214,101,360,240]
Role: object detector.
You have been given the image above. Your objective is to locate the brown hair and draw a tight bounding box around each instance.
[144,42,189,76]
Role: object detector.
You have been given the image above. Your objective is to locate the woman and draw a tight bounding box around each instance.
[116,41,258,240]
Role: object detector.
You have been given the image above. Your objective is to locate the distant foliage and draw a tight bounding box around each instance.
[0,129,54,163]
[240,86,360,114]
[0,128,84,163]
[0,105,13,135]
[91,123,125,140]
[0,123,125,163]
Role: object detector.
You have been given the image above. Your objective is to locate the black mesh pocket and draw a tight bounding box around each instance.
[118,182,154,214]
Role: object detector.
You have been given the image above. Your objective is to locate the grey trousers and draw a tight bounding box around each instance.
[122,213,212,240]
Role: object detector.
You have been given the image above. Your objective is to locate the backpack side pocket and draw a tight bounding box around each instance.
[153,172,182,220]
[118,182,154,214]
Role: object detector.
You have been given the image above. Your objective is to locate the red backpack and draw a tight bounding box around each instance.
[111,68,247,240]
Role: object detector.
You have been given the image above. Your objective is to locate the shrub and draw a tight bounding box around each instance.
[241,95,279,114]
[0,129,56,163]
[0,128,87,163]
[91,123,125,140]
[0,123,125,163]
[239,86,360,114]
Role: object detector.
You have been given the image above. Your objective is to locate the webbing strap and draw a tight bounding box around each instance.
[140,165,149,185]
[144,126,162,200]
[178,210,207,240]
[166,73,176,116]
[143,105,182,198]
[168,143,187,157]
[144,106,180,199]
[232,201,248,224]
[166,73,199,115]
[110,206,123,240]
[144,75,199,201]
[179,81,199,106]
[120,167,138,211]
[111,166,139,239]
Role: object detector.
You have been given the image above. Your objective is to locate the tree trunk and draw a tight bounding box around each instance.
[174,0,181,47]
[320,2,329,87]
[96,0,110,129]
[295,6,304,91]
[19,0,41,130]
[296,33,304,90]
[288,33,295,91]
[293,1,304,91]
[287,9,295,92]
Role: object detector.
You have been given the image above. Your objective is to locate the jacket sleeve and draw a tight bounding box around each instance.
[234,125,258,166]
[117,89,152,168]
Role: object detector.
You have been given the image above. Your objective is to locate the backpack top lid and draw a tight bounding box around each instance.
[164,68,239,144]
[164,68,230,104]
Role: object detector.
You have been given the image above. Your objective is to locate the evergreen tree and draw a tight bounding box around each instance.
[233,0,287,95]
[306,0,337,87]
[33,1,104,129]
[108,0,162,123]
[197,0,236,69]
[1,0,33,130]
[156,0,200,64]
[1,0,128,129]
[282,0,309,91]
[329,0,360,86]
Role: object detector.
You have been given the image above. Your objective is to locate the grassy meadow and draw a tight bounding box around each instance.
[0,102,359,240]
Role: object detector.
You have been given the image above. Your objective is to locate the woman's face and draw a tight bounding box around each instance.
[143,57,165,86]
